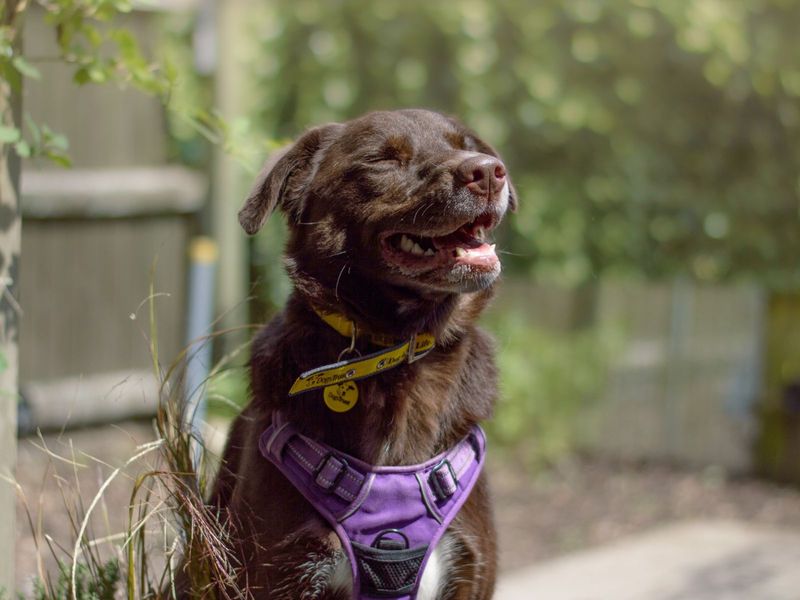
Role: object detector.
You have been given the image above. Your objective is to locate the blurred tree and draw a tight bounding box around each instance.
[246,0,800,297]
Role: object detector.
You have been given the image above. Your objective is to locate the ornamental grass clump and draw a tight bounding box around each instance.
[10,291,255,599]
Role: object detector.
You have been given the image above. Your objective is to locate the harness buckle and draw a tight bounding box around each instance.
[429,458,458,501]
[314,453,349,493]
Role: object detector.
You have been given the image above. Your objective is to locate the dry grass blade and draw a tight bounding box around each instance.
[70,441,163,600]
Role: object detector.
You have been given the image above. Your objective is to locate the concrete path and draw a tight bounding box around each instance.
[496,520,800,600]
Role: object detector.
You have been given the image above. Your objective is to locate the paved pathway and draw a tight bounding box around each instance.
[496,520,800,600]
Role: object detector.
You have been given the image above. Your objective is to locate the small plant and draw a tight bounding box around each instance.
[30,559,119,600]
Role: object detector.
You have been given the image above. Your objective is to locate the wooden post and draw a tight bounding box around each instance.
[756,291,800,483]
[0,9,22,590]
[211,0,258,351]
[0,144,20,596]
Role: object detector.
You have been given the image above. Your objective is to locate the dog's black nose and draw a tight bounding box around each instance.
[455,155,507,198]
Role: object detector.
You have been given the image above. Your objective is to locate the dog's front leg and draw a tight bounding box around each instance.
[439,477,497,600]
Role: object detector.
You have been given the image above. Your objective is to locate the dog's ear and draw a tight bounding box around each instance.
[239,124,341,235]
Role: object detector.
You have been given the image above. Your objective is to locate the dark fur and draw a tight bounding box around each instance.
[207,109,516,599]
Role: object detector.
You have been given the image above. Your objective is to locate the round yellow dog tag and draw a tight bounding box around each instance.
[323,381,359,412]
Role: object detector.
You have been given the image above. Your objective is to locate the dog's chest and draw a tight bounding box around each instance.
[331,536,452,599]
[360,361,462,464]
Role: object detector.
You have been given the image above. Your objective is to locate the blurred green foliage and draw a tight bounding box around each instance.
[179,1,800,464]
[485,308,620,465]
[1,1,247,168]
[244,0,800,290]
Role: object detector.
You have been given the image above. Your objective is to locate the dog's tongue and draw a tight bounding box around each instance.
[455,243,498,267]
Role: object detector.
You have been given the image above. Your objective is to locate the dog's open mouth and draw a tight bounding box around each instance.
[381,212,499,272]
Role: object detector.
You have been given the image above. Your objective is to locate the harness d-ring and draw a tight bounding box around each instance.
[373,528,410,550]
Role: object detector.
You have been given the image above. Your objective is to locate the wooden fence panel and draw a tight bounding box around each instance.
[582,281,764,471]
[20,215,189,382]
[493,279,766,471]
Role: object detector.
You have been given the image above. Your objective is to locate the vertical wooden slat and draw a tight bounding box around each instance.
[0,2,22,588]
[212,0,259,352]
[0,135,20,598]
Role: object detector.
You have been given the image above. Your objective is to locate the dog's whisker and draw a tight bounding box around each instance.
[497,250,532,257]
[334,263,349,301]
[419,202,435,220]
[412,202,432,224]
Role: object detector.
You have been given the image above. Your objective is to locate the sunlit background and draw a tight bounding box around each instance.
[7,0,800,597]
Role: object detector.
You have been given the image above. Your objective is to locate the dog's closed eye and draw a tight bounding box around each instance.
[363,137,413,166]
[363,154,400,165]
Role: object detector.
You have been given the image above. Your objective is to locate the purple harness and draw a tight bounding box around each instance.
[259,413,486,599]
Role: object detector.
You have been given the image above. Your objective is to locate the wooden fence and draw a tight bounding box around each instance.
[494,279,772,473]
[18,4,205,429]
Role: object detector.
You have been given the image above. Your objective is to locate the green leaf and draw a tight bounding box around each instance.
[14,140,31,157]
[84,25,103,48]
[0,125,21,144]
[43,124,69,152]
[0,62,22,91]
[88,63,108,83]
[73,67,92,85]
[24,113,41,146]
[111,29,139,62]
[12,56,41,80]
[45,152,72,168]
[114,0,135,14]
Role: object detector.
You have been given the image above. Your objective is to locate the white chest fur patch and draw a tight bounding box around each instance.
[417,539,450,600]
[330,535,453,599]
[330,552,352,596]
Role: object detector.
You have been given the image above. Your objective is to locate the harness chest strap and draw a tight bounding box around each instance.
[259,414,486,600]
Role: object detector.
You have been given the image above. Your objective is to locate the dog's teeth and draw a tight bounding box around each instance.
[455,247,466,257]
[475,227,485,239]
[490,244,496,252]
[411,243,425,256]
[401,235,414,252]
[424,248,435,256]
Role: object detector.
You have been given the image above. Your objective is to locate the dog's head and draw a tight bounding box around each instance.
[240,109,516,328]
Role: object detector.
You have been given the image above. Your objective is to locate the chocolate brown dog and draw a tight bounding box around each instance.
[211,109,516,599]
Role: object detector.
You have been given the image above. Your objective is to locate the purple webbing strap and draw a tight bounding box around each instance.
[259,414,486,600]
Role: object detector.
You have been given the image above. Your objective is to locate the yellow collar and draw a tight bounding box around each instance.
[314,308,413,347]
[288,308,436,397]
